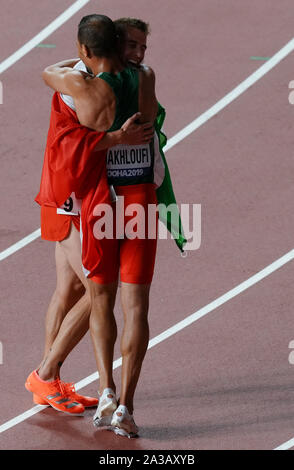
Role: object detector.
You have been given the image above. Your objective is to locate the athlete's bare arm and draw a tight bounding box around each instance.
[93,112,154,150]
[42,59,88,94]
[43,60,154,145]
[42,59,116,132]
[138,65,158,123]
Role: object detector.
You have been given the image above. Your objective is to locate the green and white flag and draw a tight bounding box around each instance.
[155,103,187,253]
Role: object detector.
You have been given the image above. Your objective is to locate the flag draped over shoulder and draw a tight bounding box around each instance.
[155,103,187,253]
[35,92,107,208]
[35,92,186,255]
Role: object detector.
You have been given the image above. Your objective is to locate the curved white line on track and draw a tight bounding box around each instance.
[0,248,293,434]
[1,37,294,261]
[0,0,91,75]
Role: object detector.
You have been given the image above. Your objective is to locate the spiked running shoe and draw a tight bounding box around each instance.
[111,405,139,438]
[33,382,98,408]
[25,370,84,416]
[93,388,117,427]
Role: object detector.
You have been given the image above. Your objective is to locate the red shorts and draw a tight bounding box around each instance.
[83,184,158,285]
[40,206,80,241]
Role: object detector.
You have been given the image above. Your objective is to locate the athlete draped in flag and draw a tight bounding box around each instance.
[26,15,154,417]
[115,19,186,252]
[84,19,186,437]
[78,20,186,438]
[26,16,185,437]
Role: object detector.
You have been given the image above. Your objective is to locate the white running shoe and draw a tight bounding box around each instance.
[93,388,117,427]
[111,404,139,438]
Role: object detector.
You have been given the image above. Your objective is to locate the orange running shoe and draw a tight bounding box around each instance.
[25,370,84,416]
[33,382,98,408]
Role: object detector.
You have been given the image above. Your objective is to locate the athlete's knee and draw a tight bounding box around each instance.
[55,277,84,307]
[123,302,149,335]
[122,292,149,323]
[49,287,66,310]
[90,296,115,320]
[71,278,86,298]
[88,280,117,312]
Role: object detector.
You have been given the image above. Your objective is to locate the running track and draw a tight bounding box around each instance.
[1,0,294,450]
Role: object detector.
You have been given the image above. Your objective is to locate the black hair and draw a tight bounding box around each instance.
[78,14,117,57]
[114,17,150,41]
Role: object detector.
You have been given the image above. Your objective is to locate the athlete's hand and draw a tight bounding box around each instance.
[120,112,154,145]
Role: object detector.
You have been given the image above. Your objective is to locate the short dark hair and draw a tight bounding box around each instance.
[78,14,117,58]
[114,17,150,41]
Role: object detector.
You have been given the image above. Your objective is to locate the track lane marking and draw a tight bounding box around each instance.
[0,0,91,75]
[164,37,294,152]
[1,37,294,261]
[0,229,41,261]
[274,437,294,450]
[0,0,90,259]
[1,248,293,434]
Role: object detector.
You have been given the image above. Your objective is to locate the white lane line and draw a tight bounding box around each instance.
[274,438,294,450]
[1,37,294,262]
[1,248,293,434]
[0,405,48,433]
[0,0,91,75]
[164,37,294,151]
[0,229,41,261]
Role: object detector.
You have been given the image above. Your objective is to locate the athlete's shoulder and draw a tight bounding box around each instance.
[138,65,156,89]
[94,73,117,98]
[64,69,89,88]
[138,65,156,92]
[139,64,155,78]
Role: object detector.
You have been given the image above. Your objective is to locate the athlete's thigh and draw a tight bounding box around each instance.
[119,236,157,285]
[54,241,84,299]
[58,221,87,289]
[118,184,158,285]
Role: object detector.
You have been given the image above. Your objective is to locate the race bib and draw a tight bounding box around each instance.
[57,192,81,216]
[106,143,153,182]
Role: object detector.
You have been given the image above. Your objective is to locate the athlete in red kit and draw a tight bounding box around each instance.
[26,15,155,420]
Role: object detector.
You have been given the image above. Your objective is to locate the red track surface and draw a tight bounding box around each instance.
[1,0,294,450]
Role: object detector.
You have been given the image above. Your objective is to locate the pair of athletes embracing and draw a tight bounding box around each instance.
[26,14,185,439]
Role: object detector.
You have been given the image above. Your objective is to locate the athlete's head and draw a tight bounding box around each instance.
[114,18,150,66]
[77,14,118,60]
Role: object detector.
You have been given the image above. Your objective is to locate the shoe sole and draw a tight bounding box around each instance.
[111,416,139,439]
[93,415,113,427]
[33,393,97,408]
[112,426,138,439]
[45,401,84,417]
[25,382,84,416]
